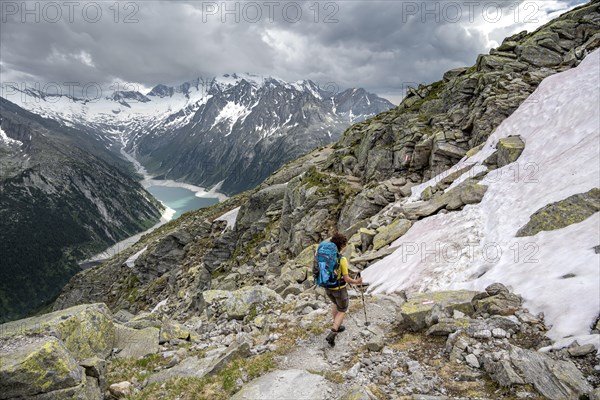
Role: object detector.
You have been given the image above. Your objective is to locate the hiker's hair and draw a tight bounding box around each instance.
[330,232,348,250]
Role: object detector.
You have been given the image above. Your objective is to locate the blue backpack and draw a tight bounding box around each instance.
[314,241,342,288]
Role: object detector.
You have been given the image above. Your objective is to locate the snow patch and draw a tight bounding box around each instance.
[363,50,600,343]
[215,206,241,230]
[125,246,148,268]
[0,127,22,146]
[151,298,168,314]
[212,101,251,134]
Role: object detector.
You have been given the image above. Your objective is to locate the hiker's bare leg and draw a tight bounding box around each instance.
[333,311,345,331]
[332,304,338,320]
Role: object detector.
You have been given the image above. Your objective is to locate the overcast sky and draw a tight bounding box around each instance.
[0,0,587,103]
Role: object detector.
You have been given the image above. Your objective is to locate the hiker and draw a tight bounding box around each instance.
[313,232,363,347]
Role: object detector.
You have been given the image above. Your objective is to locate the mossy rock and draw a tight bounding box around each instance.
[0,303,115,360]
[0,336,84,398]
[497,136,525,168]
[474,292,522,316]
[517,188,600,237]
[373,219,412,251]
[401,291,478,331]
[159,321,191,343]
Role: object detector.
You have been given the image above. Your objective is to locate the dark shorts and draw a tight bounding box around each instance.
[325,287,349,312]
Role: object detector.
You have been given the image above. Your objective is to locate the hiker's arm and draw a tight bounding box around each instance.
[343,274,362,285]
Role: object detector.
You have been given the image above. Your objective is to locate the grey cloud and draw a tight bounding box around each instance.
[0,0,587,102]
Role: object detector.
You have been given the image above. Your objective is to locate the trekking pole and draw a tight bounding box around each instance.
[356,273,369,326]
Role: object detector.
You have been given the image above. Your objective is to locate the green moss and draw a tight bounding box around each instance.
[130,353,275,400]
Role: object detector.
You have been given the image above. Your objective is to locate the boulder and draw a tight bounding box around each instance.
[159,320,191,343]
[0,337,85,399]
[465,354,480,369]
[203,286,283,320]
[280,244,316,285]
[509,345,592,399]
[481,354,525,387]
[485,283,510,296]
[373,219,412,250]
[567,343,596,357]
[473,292,522,316]
[231,369,329,400]
[400,291,478,331]
[496,136,525,168]
[147,342,251,384]
[114,325,159,359]
[0,303,115,360]
[518,44,563,67]
[516,188,600,237]
[351,246,399,267]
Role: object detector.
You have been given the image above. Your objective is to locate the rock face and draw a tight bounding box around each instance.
[517,188,600,236]
[231,369,329,400]
[134,230,192,283]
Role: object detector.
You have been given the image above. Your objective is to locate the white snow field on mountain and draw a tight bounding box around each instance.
[363,50,600,347]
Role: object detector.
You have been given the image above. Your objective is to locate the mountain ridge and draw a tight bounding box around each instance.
[2,73,393,194]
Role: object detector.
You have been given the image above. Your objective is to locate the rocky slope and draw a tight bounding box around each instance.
[0,98,163,322]
[3,74,393,195]
[2,1,599,399]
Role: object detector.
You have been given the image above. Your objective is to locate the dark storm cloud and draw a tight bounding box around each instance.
[0,0,587,103]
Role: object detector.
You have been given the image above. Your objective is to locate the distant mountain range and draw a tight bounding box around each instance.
[2,73,394,194]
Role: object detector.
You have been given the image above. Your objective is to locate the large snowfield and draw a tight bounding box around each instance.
[363,50,600,348]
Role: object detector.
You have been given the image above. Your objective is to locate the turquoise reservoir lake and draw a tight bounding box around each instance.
[146,185,219,219]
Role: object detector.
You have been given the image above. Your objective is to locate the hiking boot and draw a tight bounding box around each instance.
[325,331,337,347]
[336,325,346,333]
